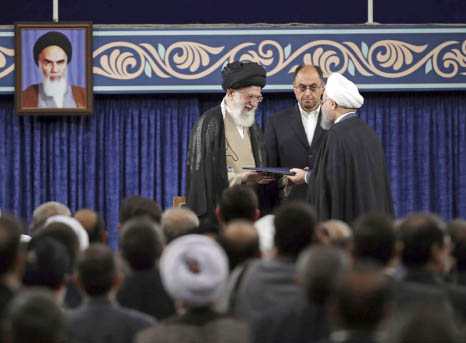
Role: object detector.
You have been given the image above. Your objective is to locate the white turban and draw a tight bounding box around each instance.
[159,234,229,307]
[326,73,364,109]
[44,215,89,251]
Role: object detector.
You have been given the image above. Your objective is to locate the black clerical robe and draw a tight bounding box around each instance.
[308,115,394,223]
[186,105,267,219]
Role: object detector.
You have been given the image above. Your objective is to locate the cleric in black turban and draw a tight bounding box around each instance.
[221,61,266,91]
[33,31,72,66]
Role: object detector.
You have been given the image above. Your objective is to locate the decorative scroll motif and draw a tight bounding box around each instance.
[93,39,466,80]
[0,47,14,79]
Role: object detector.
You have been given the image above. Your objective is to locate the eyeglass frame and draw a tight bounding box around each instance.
[236,89,264,103]
[294,83,324,94]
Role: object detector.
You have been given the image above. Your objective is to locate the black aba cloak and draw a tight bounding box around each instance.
[186,105,267,219]
[308,116,394,224]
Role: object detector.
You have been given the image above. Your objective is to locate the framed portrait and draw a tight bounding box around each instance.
[15,22,93,115]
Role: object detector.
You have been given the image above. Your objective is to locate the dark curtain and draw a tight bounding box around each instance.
[0,92,465,249]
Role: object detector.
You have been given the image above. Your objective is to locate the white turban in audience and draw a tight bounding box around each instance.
[44,215,89,251]
[326,73,364,109]
[160,234,229,307]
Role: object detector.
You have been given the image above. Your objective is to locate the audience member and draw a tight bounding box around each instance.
[251,246,347,343]
[216,184,260,224]
[119,195,162,226]
[44,215,89,251]
[326,263,394,343]
[385,305,461,343]
[70,244,154,343]
[217,220,261,271]
[29,201,71,234]
[161,207,199,243]
[117,216,176,320]
[136,234,249,343]
[0,215,25,323]
[447,219,466,286]
[73,208,108,243]
[6,289,68,343]
[352,213,397,275]
[319,219,353,249]
[226,201,317,321]
[22,236,70,304]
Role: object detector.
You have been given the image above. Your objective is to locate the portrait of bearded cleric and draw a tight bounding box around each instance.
[15,23,92,115]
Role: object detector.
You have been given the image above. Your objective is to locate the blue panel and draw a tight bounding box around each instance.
[1,25,466,93]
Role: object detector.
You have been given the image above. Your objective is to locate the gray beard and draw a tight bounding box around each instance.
[42,75,67,99]
[229,93,256,128]
[320,109,334,130]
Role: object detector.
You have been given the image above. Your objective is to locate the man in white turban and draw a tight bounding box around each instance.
[288,73,394,224]
[136,234,249,343]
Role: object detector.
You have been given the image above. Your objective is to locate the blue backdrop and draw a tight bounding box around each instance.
[0,91,465,249]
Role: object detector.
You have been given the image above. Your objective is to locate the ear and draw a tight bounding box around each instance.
[112,274,123,291]
[73,274,83,291]
[253,209,260,221]
[102,231,109,244]
[215,206,223,223]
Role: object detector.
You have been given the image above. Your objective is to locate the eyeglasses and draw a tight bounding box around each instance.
[237,90,264,103]
[295,84,323,93]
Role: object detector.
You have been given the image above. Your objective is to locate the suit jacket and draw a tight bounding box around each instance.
[264,104,327,201]
[117,268,176,320]
[22,83,86,108]
[69,297,155,343]
[136,307,249,343]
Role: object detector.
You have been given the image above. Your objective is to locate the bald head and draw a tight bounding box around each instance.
[218,220,260,270]
[73,209,106,243]
[161,207,199,243]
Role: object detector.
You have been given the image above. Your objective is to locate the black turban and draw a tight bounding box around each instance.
[33,31,72,66]
[221,61,266,91]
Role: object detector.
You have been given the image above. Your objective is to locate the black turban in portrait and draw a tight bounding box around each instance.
[33,31,72,66]
[221,61,266,91]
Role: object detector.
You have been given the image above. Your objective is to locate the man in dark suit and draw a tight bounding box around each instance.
[70,244,154,343]
[264,65,327,203]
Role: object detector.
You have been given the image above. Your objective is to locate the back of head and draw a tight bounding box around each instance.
[120,216,164,270]
[8,289,68,343]
[388,306,459,343]
[34,222,79,270]
[218,185,258,223]
[398,213,446,268]
[161,207,199,243]
[353,213,395,267]
[297,246,348,305]
[73,208,107,243]
[0,215,22,276]
[30,201,71,234]
[119,195,162,225]
[77,244,116,297]
[22,236,70,290]
[217,219,260,270]
[319,219,352,249]
[159,234,229,307]
[447,219,466,271]
[333,263,392,331]
[273,201,317,259]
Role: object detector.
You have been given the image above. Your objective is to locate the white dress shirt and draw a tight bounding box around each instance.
[298,103,320,146]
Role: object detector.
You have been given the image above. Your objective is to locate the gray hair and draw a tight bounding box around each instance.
[30,201,71,234]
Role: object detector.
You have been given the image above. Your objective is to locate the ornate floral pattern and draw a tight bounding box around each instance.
[92,39,466,80]
[0,47,14,79]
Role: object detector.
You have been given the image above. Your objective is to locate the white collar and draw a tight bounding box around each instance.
[298,103,320,117]
[334,111,356,124]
